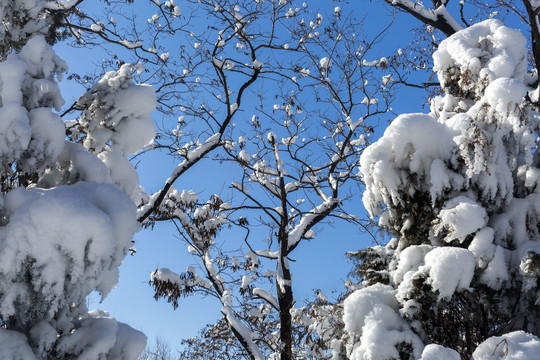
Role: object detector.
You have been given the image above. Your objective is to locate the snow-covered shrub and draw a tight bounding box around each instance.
[345,19,540,359]
[0,1,155,358]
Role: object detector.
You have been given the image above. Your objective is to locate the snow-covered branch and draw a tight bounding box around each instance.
[385,0,462,36]
[221,299,265,360]
[137,133,221,222]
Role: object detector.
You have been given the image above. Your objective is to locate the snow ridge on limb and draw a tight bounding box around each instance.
[151,267,213,295]
[287,198,339,252]
[386,0,462,36]
[253,288,279,311]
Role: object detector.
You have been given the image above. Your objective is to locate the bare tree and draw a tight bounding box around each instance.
[138,338,176,360]
[139,2,395,359]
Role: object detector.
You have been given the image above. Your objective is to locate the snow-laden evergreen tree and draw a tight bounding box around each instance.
[342,19,540,359]
[0,1,155,358]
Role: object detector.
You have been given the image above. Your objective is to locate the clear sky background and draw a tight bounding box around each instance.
[55,0,430,351]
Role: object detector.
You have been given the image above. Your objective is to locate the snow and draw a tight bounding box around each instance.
[238,150,250,162]
[232,181,249,195]
[212,57,223,68]
[56,310,146,360]
[480,245,509,290]
[120,39,143,49]
[253,288,279,310]
[342,13,540,360]
[77,64,156,155]
[221,303,264,360]
[44,0,81,10]
[281,135,298,145]
[0,35,66,174]
[178,189,199,206]
[287,198,338,250]
[138,133,221,221]
[0,182,139,321]
[484,77,527,113]
[360,112,456,221]
[26,108,66,169]
[392,244,432,284]
[433,19,527,98]
[472,331,540,360]
[151,267,211,290]
[360,19,540,311]
[423,247,475,299]
[319,57,331,70]
[343,284,398,335]
[241,275,254,289]
[5,3,540,358]
[90,23,102,32]
[343,284,423,360]
[244,251,259,270]
[433,196,487,243]
[54,310,146,360]
[428,159,464,203]
[52,141,113,184]
[419,344,460,360]
[394,246,476,303]
[468,227,496,267]
[0,329,38,360]
[0,181,145,357]
[252,59,264,70]
[99,151,143,204]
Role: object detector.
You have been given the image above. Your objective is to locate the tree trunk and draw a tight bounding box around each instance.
[277,258,293,360]
[277,229,294,360]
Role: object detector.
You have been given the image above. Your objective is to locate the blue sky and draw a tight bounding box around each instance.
[55,0,431,351]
